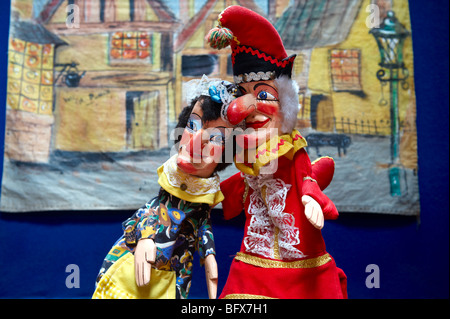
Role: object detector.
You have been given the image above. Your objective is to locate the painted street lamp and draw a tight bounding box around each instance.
[370,10,410,196]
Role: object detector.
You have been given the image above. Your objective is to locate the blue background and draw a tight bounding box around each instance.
[0,1,448,299]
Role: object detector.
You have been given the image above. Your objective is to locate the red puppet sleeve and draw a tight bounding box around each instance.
[220,172,245,220]
[295,149,339,220]
[311,156,335,191]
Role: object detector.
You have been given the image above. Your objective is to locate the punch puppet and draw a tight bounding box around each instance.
[93,77,238,299]
[206,6,347,299]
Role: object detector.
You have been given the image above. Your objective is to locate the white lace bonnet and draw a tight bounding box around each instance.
[183,75,237,124]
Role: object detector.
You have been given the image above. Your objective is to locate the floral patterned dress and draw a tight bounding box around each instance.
[94,155,223,299]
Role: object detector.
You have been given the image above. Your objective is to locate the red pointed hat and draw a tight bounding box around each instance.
[206,5,296,83]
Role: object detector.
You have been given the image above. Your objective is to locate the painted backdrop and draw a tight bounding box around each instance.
[1,0,419,215]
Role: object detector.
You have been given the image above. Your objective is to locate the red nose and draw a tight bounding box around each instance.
[187,131,204,160]
[227,96,255,125]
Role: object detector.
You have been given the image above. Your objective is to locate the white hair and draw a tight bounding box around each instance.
[274,75,300,133]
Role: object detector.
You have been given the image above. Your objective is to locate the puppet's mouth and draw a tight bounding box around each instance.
[179,145,202,162]
[246,118,270,129]
[176,156,197,174]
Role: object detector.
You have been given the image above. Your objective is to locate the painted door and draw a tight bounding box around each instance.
[130,91,160,150]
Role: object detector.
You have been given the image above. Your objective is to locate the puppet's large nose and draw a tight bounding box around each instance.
[187,130,206,159]
[226,95,256,125]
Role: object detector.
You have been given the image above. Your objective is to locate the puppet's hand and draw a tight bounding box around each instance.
[134,238,156,287]
[302,195,324,229]
[205,254,218,299]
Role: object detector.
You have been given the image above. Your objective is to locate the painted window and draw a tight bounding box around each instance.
[330,49,362,92]
[7,38,54,115]
[181,54,219,77]
[109,31,152,64]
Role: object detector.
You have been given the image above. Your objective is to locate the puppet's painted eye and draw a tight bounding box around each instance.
[209,132,225,146]
[186,119,196,131]
[257,91,267,100]
[257,90,276,101]
[186,115,201,133]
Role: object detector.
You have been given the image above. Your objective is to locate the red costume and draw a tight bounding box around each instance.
[219,131,347,299]
[207,6,347,299]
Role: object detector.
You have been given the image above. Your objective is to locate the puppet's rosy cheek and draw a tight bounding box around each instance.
[203,144,223,162]
[256,101,279,116]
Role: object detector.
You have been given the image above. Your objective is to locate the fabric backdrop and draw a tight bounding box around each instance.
[1,0,419,215]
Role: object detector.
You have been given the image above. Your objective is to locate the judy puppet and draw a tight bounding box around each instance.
[93,77,238,299]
